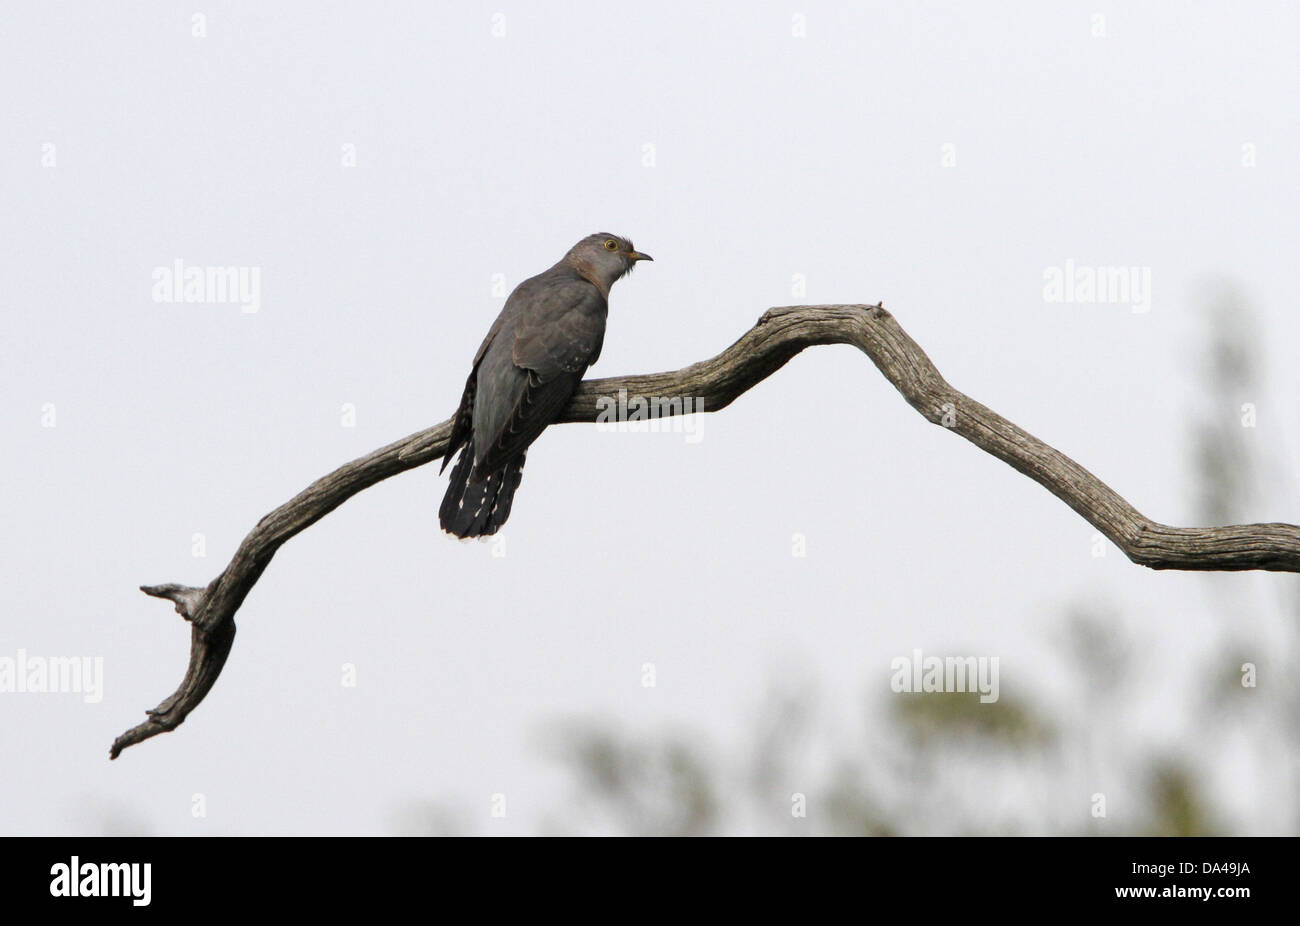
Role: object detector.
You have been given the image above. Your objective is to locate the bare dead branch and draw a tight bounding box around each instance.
[113,303,1300,759]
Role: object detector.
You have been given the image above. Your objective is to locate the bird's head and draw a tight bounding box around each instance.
[566,233,653,291]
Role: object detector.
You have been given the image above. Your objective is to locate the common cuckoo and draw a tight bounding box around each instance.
[439,233,652,537]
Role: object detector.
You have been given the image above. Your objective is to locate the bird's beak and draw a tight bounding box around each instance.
[626,250,653,262]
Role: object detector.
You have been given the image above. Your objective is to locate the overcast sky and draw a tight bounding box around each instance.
[2,1,1298,834]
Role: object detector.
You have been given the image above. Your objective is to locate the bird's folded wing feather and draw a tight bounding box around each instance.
[441,305,516,471]
[471,279,607,474]
[476,368,583,474]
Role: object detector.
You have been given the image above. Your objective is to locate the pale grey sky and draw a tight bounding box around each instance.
[2,1,1297,834]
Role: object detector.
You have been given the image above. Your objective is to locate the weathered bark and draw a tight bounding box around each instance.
[111,304,1300,759]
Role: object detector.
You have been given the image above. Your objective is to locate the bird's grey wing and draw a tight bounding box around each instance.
[441,301,518,473]
[472,279,607,474]
[474,367,583,476]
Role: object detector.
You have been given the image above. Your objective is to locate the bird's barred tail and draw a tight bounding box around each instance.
[438,442,526,538]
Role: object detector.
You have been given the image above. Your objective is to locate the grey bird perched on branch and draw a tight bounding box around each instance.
[439,233,653,538]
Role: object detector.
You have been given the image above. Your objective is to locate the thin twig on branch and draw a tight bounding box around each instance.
[111,303,1300,759]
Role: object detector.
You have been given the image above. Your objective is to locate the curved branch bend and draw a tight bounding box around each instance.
[111,303,1300,759]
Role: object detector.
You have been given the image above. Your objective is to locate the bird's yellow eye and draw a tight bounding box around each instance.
[603,239,618,251]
